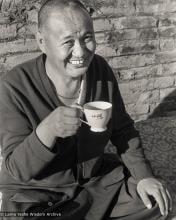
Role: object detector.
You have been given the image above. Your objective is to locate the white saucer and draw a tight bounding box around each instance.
[90,127,107,132]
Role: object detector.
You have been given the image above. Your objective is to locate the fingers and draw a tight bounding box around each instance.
[63,107,81,117]
[166,189,172,212]
[51,106,82,138]
[64,117,81,125]
[153,188,165,216]
[160,187,169,215]
[57,106,81,126]
[152,185,171,216]
[138,190,152,209]
[137,178,172,217]
[158,186,172,216]
[56,124,80,138]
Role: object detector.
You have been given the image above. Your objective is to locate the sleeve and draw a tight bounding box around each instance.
[0,80,56,182]
[109,71,154,182]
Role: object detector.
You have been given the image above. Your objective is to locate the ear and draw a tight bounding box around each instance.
[36,31,46,54]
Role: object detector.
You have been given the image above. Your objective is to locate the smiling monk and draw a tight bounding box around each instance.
[0,0,172,220]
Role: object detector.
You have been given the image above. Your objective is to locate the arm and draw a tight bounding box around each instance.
[0,81,56,182]
[110,76,153,181]
[0,80,80,182]
[110,76,172,216]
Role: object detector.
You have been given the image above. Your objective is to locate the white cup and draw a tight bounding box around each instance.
[73,101,112,132]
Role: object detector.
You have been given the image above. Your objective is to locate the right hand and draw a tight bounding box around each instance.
[137,178,172,216]
[36,106,81,147]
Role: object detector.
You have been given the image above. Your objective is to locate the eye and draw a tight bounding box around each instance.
[63,40,74,47]
[84,35,94,43]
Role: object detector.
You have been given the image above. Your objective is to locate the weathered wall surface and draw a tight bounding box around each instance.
[1,0,176,121]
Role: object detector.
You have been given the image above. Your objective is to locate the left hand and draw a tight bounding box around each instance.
[137,178,172,216]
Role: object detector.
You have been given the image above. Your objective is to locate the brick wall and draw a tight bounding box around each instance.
[1,0,176,121]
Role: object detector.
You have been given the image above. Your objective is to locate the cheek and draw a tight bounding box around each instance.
[54,47,70,61]
[86,41,96,53]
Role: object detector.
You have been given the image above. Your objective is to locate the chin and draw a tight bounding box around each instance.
[69,67,88,77]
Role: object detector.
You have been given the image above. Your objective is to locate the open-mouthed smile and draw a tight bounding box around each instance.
[68,58,89,67]
[69,59,84,65]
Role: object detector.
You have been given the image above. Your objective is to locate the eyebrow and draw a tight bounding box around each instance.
[62,35,74,41]
[62,31,94,40]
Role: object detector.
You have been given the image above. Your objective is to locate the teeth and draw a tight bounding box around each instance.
[70,60,84,65]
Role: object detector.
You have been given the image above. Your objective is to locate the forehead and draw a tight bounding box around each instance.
[45,6,94,37]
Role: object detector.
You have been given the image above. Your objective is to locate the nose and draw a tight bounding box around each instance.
[72,40,85,58]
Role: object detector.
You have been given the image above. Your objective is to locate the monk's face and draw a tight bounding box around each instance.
[38,6,96,79]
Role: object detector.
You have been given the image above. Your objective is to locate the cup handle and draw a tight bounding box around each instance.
[79,118,89,125]
[71,104,89,126]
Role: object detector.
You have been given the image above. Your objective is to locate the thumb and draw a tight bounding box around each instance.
[139,190,152,209]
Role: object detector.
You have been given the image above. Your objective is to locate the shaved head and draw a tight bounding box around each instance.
[38,0,91,32]
[36,0,96,79]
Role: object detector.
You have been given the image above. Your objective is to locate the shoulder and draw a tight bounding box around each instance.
[0,54,45,111]
[0,54,44,90]
[90,54,117,82]
[92,54,110,68]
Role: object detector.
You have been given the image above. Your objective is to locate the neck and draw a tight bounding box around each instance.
[45,60,82,98]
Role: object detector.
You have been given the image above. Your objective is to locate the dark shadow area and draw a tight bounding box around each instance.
[149,90,176,119]
[134,91,176,218]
